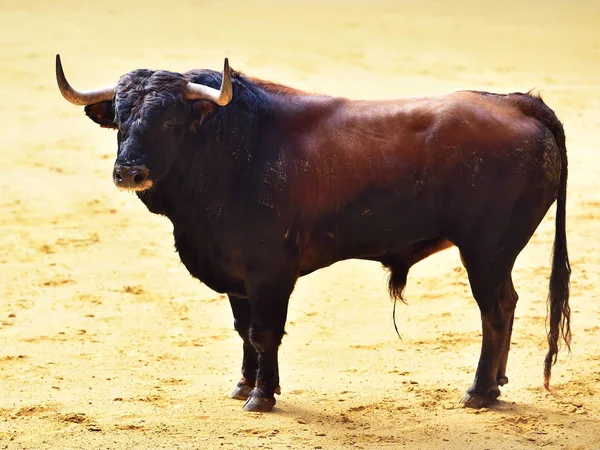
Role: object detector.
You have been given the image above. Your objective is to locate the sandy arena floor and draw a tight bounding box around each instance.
[1,0,599,448]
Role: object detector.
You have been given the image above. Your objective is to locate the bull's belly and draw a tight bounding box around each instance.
[298,190,441,273]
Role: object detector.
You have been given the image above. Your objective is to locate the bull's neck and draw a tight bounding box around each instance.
[137,137,239,220]
[168,140,238,210]
[263,89,344,128]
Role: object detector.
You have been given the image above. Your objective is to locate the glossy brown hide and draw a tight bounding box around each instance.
[263,90,559,272]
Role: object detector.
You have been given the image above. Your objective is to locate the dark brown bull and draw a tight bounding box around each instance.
[56,54,570,412]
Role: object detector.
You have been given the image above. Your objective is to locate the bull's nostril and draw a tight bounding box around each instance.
[133,173,145,184]
[115,172,123,182]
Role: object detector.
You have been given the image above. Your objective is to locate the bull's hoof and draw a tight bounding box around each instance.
[460,387,500,409]
[229,384,254,400]
[497,376,509,386]
[242,393,276,412]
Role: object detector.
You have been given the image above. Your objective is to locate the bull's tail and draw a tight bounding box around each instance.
[532,96,571,390]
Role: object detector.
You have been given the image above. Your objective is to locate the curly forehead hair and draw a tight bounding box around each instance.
[115,70,189,120]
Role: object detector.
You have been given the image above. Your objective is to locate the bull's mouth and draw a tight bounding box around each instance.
[113,165,153,192]
[115,179,154,192]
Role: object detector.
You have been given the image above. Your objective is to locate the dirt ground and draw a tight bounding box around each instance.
[1,0,599,448]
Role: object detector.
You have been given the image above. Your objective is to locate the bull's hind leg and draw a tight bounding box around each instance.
[460,250,519,408]
[228,295,258,400]
[496,280,518,387]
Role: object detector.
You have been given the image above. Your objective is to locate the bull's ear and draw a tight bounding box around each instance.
[190,100,218,130]
[85,101,117,129]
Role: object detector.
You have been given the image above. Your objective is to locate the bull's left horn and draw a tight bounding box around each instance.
[185,58,232,106]
[56,54,116,106]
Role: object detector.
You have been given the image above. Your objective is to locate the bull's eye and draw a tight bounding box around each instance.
[164,119,177,131]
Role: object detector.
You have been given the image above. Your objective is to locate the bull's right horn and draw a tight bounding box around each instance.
[185,58,233,106]
[56,54,116,106]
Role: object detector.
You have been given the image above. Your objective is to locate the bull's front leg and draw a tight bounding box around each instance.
[241,272,296,412]
[228,294,258,400]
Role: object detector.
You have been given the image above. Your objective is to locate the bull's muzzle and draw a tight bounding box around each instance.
[113,165,153,191]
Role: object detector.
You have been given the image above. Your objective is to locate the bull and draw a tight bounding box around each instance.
[56,54,571,412]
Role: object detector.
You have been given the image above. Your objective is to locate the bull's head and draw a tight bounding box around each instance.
[56,54,232,191]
